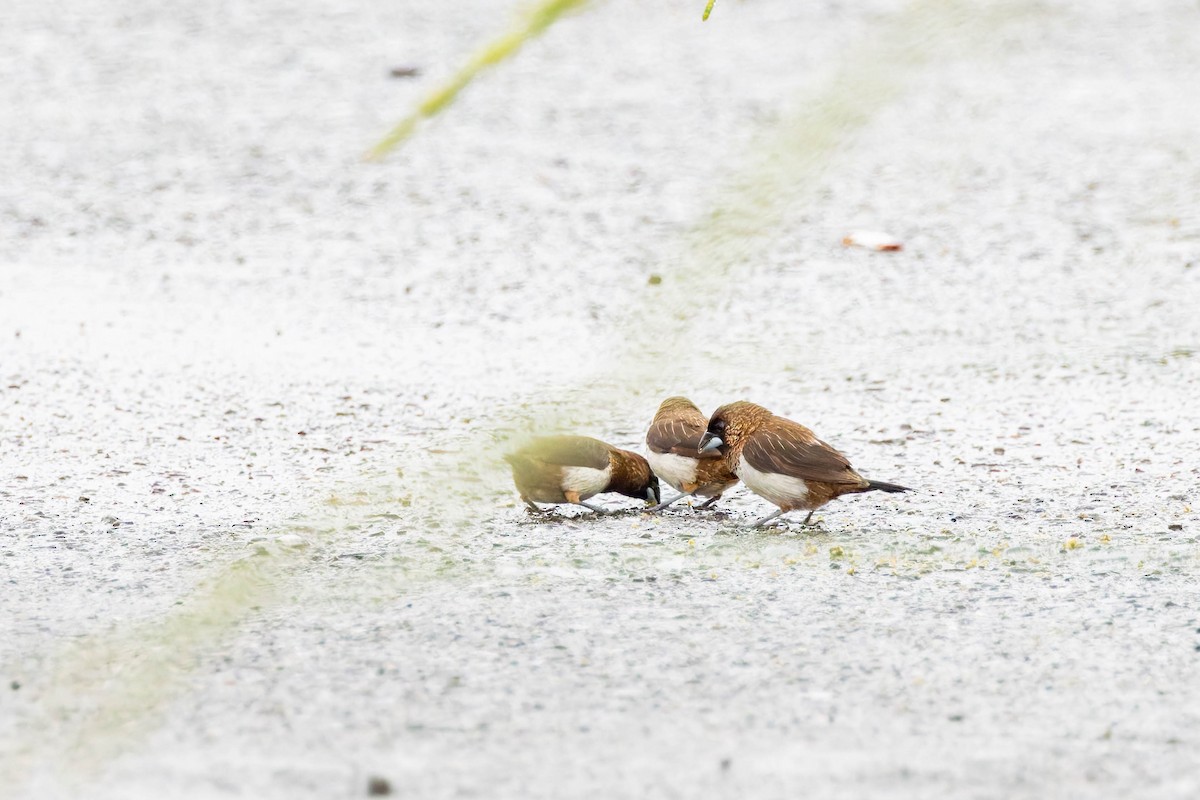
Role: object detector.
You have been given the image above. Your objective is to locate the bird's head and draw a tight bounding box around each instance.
[645,472,661,506]
[612,450,661,505]
[698,401,772,453]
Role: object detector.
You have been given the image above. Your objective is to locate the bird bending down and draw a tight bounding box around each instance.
[644,396,739,511]
[505,435,660,514]
[697,401,910,528]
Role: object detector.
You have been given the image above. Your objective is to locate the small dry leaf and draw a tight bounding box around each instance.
[843,230,903,251]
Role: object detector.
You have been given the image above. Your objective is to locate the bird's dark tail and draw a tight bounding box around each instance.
[866,480,910,493]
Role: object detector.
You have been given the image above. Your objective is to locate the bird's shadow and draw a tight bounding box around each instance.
[508,504,831,536]
[513,505,651,525]
[712,519,829,537]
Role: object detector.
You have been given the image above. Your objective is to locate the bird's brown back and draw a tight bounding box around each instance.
[742,415,868,488]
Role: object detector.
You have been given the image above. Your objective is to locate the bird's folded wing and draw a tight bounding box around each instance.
[743,425,860,484]
[646,417,722,459]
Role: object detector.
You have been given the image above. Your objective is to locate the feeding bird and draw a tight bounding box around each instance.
[644,396,739,511]
[505,435,660,514]
[698,401,910,527]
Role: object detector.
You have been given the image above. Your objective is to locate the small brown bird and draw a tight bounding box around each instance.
[698,401,910,527]
[645,396,739,511]
[505,435,660,514]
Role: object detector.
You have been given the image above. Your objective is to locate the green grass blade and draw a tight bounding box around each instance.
[366,0,591,160]
[703,0,717,21]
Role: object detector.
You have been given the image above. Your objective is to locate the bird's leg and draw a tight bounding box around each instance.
[649,491,695,513]
[696,494,722,510]
[750,509,787,529]
[523,498,543,514]
[801,511,815,526]
[564,490,608,515]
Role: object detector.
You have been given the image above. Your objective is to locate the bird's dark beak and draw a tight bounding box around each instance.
[698,432,723,453]
[645,486,659,505]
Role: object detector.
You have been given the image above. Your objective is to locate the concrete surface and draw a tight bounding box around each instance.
[2,0,1199,797]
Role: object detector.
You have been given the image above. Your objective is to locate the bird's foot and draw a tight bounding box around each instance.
[647,491,696,513]
[748,509,786,529]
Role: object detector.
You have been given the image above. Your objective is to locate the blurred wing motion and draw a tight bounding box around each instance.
[506,435,611,470]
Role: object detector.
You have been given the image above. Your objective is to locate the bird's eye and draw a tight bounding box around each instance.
[713,420,726,432]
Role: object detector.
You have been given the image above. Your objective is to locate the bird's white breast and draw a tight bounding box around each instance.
[736,458,810,509]
[560,464,612,500]
[646,451,697,493]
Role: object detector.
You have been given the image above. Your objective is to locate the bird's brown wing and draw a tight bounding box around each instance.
[742,420,863,485]
[519,435,612,470]
[646,412,722,459]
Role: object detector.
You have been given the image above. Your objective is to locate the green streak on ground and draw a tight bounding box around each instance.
[5,555,293,793]
[366,0,591,160]
[703,0,717,21]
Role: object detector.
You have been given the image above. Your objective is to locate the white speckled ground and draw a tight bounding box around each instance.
[3,0,1200,798]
